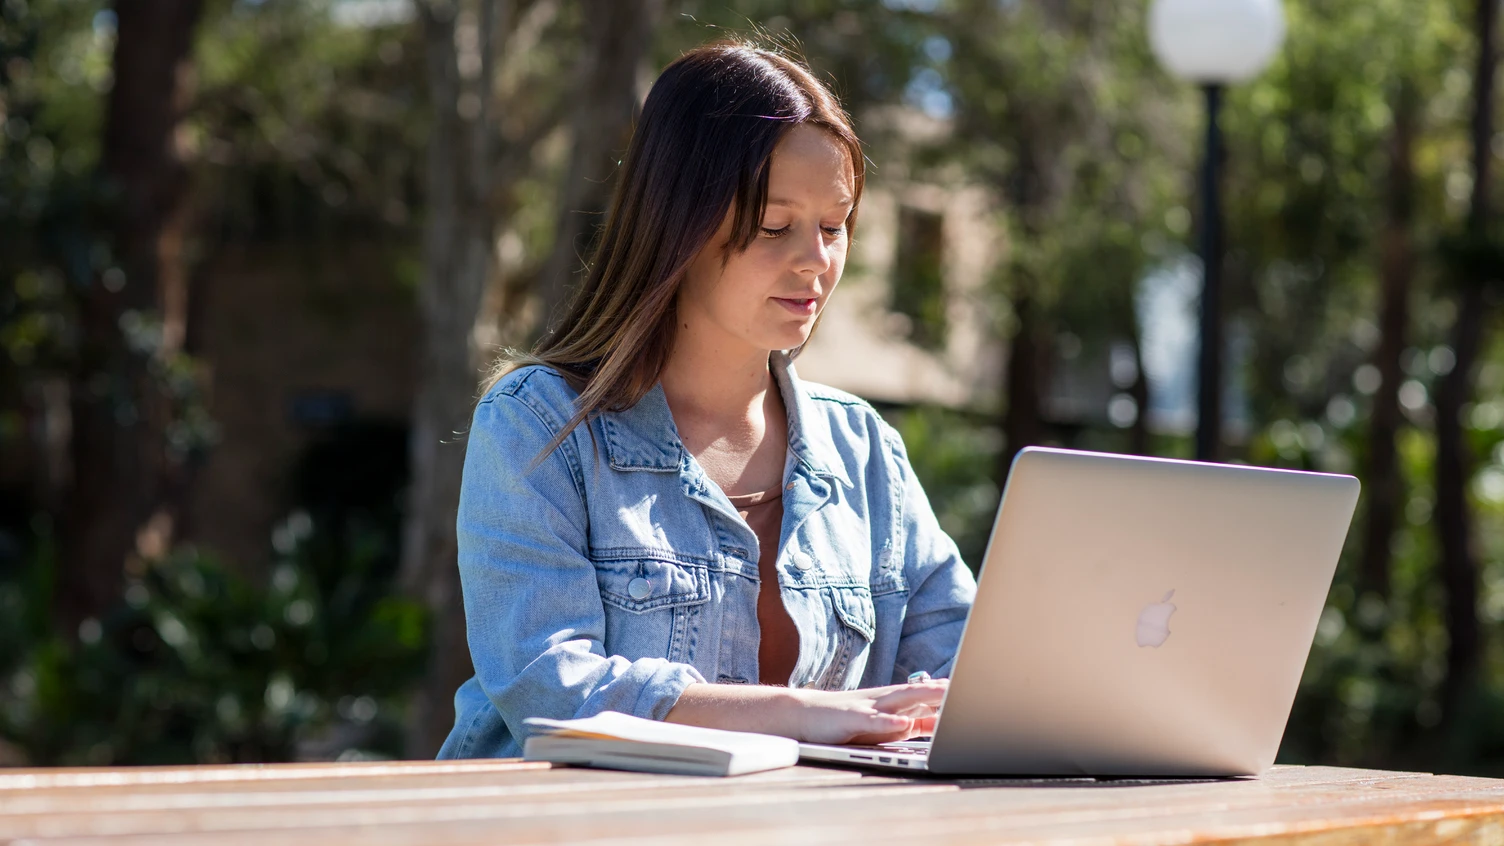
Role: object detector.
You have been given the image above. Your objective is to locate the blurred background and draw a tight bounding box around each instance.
[2,0,1502,774]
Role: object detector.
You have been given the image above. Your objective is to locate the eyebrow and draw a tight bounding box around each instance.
[766,196,855,210]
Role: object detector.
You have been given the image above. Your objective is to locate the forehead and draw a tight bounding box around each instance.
[765,124,855,206]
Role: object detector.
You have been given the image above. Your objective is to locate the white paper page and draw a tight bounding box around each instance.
[524,712,797,758]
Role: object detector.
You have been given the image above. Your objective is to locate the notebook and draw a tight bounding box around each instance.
[522,712,800,777]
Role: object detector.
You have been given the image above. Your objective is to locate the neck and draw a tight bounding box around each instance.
[658,322,790,493]
[659,333,774,428]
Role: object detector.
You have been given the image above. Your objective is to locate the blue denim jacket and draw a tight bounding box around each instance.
[437,352,977,759]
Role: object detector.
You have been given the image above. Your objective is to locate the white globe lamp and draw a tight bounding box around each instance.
[1148,0,1285,461]
[1149,0,1286,83]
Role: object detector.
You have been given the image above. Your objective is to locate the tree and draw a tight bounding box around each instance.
[60,0,205,628]
[1358,79,1417,601]
[1433,0,1498,724]
[402,0,511,760]
[535,0,664,335]
[940,0,1188,474]
[401,0,663,757]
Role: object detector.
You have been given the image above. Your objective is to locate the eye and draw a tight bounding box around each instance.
[822,224,846,236]
[760,225,789,238]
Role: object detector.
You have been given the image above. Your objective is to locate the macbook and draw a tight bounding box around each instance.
[799,446,1360,776]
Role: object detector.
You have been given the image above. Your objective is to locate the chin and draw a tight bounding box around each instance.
[776,325,816,352]
[752,309,820,352]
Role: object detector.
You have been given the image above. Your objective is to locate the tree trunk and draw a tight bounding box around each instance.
[999,291,1047,483]
[1126,313,1151,456]
[403,0,662,758]
[1358,82,1416,603]
[401,0,509,760]
[534,0,663,335]
[1434,0,1497,723]
[60,0,203,628]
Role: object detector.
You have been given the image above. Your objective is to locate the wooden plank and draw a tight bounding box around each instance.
[3,763,1502,846]
[0,781,957,840]
[13,792,1504,846]
[0,760,549,791]
[0,761,873,810]
[0,766,919,839]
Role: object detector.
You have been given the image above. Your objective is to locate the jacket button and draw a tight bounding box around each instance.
[792,552,815,571]
[627,577,652,600]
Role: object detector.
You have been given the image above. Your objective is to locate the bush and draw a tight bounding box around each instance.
[0,514,428,766]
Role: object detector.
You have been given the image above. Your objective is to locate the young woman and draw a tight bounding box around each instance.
[438,40,977,760]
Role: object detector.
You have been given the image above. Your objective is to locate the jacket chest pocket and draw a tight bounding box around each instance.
[813,585,876,690]
[593,556,710,664]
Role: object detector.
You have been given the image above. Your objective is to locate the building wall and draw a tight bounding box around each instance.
[797,171,1006,411]
[187,243,418,574]
[186,148,1013,572]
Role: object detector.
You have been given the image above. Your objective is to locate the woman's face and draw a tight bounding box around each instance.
[678,123,856,358]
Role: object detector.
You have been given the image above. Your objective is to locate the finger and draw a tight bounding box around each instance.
[864,678,948,697]
[845,718,915,746]
[871,683,947,714]
[847,715,944,745]
[888,693,945,718]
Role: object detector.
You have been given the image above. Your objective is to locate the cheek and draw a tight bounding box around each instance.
[825,240,850,284]
[717,251,778,301]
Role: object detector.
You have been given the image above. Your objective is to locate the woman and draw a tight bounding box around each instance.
[438,40,977,760]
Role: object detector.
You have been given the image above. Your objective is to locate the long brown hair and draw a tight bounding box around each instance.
[484,38,865,455]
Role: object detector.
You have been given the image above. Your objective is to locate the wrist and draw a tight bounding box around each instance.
[774,685,819,741]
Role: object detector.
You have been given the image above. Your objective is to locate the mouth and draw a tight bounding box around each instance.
[773,296,819,316]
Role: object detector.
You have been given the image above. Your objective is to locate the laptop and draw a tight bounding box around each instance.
[799,446,1360,777]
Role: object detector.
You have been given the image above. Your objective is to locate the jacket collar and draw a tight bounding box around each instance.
[598,351,853,489]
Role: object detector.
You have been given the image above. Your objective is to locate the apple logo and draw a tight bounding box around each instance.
[1136,590,1177,648]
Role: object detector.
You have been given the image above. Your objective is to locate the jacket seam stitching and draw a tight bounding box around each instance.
[496,389,589,508]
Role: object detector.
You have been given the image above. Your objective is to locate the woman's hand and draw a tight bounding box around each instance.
[665,680,947,745]
[789,681,946,745]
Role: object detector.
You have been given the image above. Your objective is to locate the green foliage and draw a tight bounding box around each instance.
[885,405,1001,572]
[7,0,1504,778]
[1215,329,1504,774]
[1223,0,1468,425]
[0,515,427,766]
[0,0,110,378]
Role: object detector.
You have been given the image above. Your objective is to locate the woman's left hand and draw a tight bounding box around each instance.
[665,679,946,745]
[787,680,948,745]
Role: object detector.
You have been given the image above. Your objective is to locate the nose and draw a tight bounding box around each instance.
[790,226,835,277]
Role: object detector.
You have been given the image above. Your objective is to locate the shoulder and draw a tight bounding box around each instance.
[797,378,908,468]
[477,364,582,434]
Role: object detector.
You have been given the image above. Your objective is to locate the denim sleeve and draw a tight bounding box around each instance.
[456,391,706,746]
[884,428,979,683]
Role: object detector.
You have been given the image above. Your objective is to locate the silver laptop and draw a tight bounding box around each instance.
[799,446,1360,777]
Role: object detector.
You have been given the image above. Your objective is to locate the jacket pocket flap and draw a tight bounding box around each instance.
[595,558,710,613]
[830,586,876,643]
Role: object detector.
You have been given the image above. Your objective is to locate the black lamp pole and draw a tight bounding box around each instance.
[1195,83,1224,462]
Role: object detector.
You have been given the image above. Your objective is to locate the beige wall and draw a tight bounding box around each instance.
[188,243,418,574]
[797,172,1005,411]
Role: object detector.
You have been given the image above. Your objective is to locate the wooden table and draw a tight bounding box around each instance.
[3,759,1504,845]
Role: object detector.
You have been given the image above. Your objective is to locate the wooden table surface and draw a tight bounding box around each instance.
[3,758,1504,845]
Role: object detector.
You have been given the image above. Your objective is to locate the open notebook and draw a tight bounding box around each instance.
[522,712,800,777]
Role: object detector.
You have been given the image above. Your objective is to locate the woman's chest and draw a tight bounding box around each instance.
[578,463,909,687]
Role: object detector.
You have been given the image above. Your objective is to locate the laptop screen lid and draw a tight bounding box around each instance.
[926,447,1360,777]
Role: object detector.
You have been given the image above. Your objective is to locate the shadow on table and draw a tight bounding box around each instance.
[946,776,1238,789]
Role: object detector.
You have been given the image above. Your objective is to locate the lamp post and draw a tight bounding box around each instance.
[1148,0,1285,461]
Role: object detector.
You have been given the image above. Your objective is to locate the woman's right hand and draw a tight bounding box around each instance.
[665,680,947,745]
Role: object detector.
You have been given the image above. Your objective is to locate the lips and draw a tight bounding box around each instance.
[774,296,819,316]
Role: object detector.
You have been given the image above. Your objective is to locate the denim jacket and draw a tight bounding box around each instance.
[437,352,977,759]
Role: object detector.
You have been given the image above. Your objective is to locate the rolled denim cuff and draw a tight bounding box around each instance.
[628,658,708,721]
